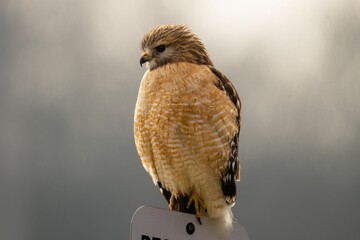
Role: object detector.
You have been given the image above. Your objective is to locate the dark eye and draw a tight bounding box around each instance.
[156,45,166,53]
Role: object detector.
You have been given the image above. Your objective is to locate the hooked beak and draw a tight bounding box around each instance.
[140,51,152,67]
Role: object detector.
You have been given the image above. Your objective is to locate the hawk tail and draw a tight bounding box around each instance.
[207,206,234,239]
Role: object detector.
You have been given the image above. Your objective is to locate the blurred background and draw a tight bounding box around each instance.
[0,0,359,239]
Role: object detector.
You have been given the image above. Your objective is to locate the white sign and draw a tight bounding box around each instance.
[130,206,249,240]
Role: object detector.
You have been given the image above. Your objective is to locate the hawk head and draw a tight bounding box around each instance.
[140,24,213,70]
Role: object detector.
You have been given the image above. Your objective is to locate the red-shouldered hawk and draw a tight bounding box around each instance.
[134,24,241,235]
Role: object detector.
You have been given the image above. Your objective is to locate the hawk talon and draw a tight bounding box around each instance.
[186,192,206,224]
[169,193,177,210]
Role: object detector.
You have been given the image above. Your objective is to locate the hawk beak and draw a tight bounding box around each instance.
[140,51,152,67]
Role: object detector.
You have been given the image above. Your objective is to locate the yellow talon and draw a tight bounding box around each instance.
[186,192,206,223]
[169,194,176,210]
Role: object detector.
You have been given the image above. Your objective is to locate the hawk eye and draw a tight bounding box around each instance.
[156,45,166,53]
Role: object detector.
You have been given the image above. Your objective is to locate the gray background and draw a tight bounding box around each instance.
[1,0,359,239]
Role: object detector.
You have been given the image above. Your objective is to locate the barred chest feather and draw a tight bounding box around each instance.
[134,62,239,210]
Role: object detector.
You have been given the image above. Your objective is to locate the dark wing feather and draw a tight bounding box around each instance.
[209,66,241,206]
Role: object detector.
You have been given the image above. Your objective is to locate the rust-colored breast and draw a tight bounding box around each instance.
[134,62,238,195]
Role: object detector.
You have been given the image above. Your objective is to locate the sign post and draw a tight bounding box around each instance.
[130,206,249,240]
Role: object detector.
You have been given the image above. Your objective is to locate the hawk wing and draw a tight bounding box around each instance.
[209,66,241,205]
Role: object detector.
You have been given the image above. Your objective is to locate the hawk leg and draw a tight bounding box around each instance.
[186,192,206,224]
[169,193,177,210]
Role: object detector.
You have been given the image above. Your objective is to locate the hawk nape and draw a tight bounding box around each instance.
[134,24,241,238]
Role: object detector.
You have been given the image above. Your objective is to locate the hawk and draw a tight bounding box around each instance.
[134,24,241,233]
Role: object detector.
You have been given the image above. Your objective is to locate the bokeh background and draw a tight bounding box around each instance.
[1,0,359,239]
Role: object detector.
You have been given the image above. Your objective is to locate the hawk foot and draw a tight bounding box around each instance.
[186,192,206,224]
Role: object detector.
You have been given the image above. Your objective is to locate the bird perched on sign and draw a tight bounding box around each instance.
[134,24,241,237]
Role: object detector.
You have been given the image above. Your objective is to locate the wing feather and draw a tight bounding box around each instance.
[209,66,241,205]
